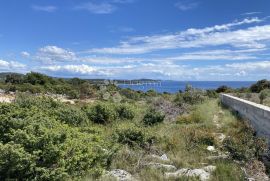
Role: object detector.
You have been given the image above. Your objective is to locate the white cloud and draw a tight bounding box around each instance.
[167,48,265,61]
[21,51,30,58]
[89,17,267,54]
[0,59,26,71]
[112,0,135,3]
[41,64,111,76]
[225,61,270,71]
[35,46,76,64]
[75,0,136,14]
[175,0,199,11]
[0,60,9,67]
[75,2,116,14]
[32,5,57,12]
[186,61,270,80]
[242,12,262,16]
[81,56,143,64]
[32,59,270,80]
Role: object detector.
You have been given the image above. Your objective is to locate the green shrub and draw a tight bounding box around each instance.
[146,89,158,97]
[176,112,202,124]
[259,89,270,104]
[206,89,218,98]
[183,128,216,150]
[212,161,245,181]
[0,143,36,180]
[0,109,113,180]
[83,103,117,124]
[182,91,205,104]
[216,85,233,93]
[67,90,80,99]
[15,93,61,109]
[56,106,89,126]
[223,123,267,161]
[250,79,270,93]
[174,91,205,106]
[120,88,140,100]
[143,109,165,126]
[116,104,135,120]
[115,124,155,148]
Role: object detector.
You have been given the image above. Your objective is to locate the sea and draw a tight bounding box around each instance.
[118,81,255,93]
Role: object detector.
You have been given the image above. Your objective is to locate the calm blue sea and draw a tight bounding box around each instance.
[118,81,255,93]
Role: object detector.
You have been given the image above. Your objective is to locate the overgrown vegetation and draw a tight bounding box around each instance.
[0,72,268,180]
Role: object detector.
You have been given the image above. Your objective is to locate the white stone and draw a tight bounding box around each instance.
[146,163,177,171]
[207,146,215,152]
[160,154,169,161]
[202,165,216,172]
[151,154,170,161]
[165,165,216,181]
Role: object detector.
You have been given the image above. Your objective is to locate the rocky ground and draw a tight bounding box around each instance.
[102,101,269,181]
[0,93,15,103]
[1,91,268,181]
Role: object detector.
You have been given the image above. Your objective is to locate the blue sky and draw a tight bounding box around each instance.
[0,0,270,80]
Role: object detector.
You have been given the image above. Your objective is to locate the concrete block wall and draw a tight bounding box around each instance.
[220,94,270,143]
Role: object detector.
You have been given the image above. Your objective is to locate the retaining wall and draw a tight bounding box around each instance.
[220,94,270,143]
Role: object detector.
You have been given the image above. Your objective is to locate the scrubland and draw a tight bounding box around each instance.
[0,72,269,180]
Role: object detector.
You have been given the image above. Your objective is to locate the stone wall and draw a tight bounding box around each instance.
[220,94,270,143]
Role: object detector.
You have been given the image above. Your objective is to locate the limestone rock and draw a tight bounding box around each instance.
[160,154,169,161]
[146,163,177,171]
[203,165,216,172]
[207,146,215,152]
[165,165,216,181]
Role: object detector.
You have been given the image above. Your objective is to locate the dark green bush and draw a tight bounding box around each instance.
[67,89,80,99]
[56,106,89,126]
[145,89,158,97]
[182,91,205,104]
[206,89,218,98]
[223,123,267,161]
[0,102,113,180]
[143,109,165,126]
[259,89,270,104]
[15,93,61,109]
[115,124,155,148]
[174,90,205,106]
[120,88,140,100]
[83,103,117,124]
[250,79,270,93]
[216,85,233,93]
[0,143,36,180]
[116,104,135,120]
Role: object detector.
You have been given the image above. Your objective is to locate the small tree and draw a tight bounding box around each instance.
[259,89,270,104]
[143,109,165,126]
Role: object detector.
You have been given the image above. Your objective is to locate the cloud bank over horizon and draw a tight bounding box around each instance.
[1,0,270,81]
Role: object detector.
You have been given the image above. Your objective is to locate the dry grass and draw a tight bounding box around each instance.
[104,99,262,180]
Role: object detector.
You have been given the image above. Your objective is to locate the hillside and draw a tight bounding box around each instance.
[0,72,269,180]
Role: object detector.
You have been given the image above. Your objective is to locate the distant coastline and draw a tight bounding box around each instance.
[118,80,256,93]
